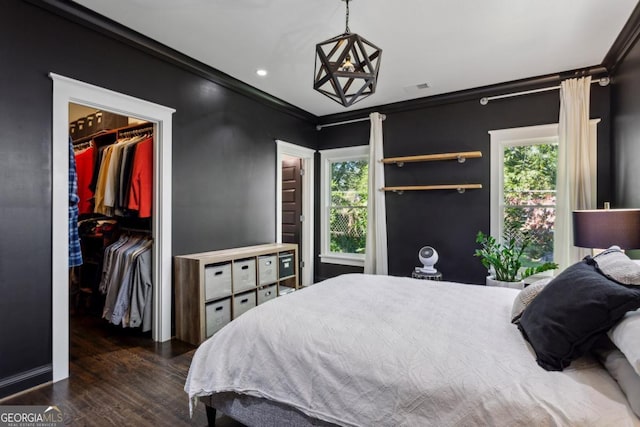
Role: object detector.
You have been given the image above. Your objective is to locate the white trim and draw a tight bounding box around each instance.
[489,123,559,144]
[319,253,365,267]
[319,145,370,159]
[50,73,175,382]
[276,140,315,286]
[319,145,368,267]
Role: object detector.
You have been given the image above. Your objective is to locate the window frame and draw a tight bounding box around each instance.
[319,145,369,267]
[489,120,599,278]
[489,123,559,245]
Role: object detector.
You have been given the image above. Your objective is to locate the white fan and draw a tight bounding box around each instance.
[417,246,439,274]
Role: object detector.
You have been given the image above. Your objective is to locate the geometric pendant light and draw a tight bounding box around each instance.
[313,0,382,107]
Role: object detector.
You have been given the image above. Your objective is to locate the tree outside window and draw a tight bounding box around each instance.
[503,142,557,267]
[320,145,369,266]
[329,160,368,254]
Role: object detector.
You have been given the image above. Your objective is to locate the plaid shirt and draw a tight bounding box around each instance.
[69,137,83,267]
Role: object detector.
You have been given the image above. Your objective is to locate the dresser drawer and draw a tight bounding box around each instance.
[205,263,232,301]
[233,291,257,319]
[257,284,277,305]
[257,255,278,285]
[205,298,231,338]
[233,258,256,293]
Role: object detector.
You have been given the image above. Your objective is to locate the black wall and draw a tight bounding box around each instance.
[316,86,612,284]
[612,35,640,208]
[0,0,315,398]
[0,0,623,400]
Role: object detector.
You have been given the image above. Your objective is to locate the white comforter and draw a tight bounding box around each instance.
[185,274,640,427]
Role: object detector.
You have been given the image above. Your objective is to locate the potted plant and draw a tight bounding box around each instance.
[474,229,558,289]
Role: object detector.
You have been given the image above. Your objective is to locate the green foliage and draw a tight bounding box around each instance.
[504,144,557,192]
[503,143,558,263]
[329,160,368,254]
[474,228,558,282]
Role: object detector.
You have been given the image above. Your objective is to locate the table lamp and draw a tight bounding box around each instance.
[573,207,640,251]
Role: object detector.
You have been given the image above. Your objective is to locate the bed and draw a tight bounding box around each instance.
[185,272,640,426]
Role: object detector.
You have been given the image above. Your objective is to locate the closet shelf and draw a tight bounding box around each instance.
[382,184,482,194]
[381,151,482,167]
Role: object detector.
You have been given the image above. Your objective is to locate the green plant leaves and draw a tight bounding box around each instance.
[474,229,558,282]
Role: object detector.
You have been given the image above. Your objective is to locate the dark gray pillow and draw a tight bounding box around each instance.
[518,259,640,371]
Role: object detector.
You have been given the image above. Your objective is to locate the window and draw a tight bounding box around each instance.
[490,124,559,267]
[491,120,601,272]
[319,146,369,267]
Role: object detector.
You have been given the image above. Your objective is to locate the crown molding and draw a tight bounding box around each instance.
[317,66,608,124]
[603,1,640,74]
[25,0,316,122]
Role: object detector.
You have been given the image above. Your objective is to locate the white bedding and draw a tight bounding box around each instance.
[185,274,640,427]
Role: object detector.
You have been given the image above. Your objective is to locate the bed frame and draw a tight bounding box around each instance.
[200,393,339,427]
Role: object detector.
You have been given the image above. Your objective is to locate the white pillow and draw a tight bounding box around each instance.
[593,247,640,285]
[608,309,640,376]
[510,278,552,324]
[594,343,640,418]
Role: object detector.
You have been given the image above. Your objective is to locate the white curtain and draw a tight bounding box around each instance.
[364,112,388,275]
[555,77,596,270]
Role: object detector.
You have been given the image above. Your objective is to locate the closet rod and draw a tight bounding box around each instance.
[120,227,153,236]
[119,126,153,138]
[72,129,109,145]
[316,114,386,131]
[480,77,610,105]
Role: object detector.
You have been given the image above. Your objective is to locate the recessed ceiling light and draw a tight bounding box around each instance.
[256,69,268,77]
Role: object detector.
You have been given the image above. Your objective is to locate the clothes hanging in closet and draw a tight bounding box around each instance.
[74,143,95,215]
[77,133,153,218]
[69,137,83,267]
[127,136,153,218]
[99,234,153,331]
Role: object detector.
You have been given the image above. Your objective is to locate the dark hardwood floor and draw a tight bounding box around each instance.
[1,314,243,427]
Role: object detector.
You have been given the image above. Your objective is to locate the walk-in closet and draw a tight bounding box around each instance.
[69,102,155,348]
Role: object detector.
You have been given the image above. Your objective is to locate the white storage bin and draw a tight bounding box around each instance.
[278,285,296,296]
[257,284,277,305]
[233,258,256,293]
[205,263,232,301]
[258,255,278,285]
[205,298,231,337]
[233,291,257,319]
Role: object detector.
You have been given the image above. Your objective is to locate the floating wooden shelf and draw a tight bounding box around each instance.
[381,151,482,167]
[382,184,483,194]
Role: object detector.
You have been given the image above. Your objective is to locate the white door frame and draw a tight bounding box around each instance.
[276,140,315,286]
[50,73,175,382]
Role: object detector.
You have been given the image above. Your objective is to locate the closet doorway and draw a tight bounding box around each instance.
[276,140,314,286]
[51,74,175,382]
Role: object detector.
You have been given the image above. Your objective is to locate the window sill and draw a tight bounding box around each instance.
[319,253,365,267]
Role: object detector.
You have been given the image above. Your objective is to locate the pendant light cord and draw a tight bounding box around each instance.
[345,0,350,33]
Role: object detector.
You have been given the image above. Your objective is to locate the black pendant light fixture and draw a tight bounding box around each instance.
[314,0,382,107]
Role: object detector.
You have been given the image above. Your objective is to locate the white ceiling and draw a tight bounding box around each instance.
[73,0,638,117]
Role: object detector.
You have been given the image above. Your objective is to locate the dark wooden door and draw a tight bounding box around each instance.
[282,157,302,245]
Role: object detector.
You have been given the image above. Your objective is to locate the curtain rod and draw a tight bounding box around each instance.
[316,114,386,131]
[480,77,610,105]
